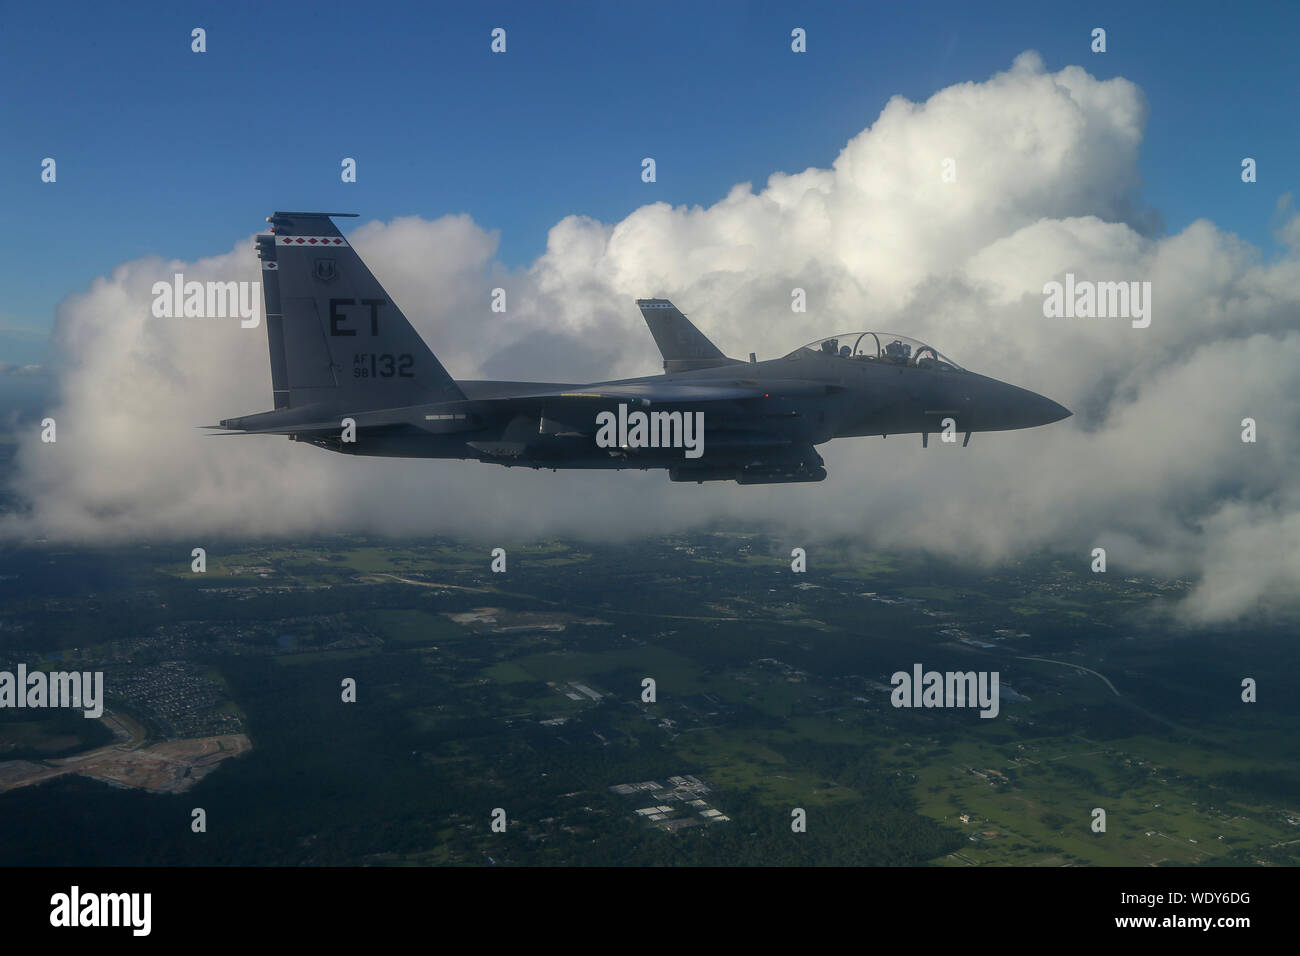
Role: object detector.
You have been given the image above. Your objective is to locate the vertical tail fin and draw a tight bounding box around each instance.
[636,298,740,373]
[255,232,291,409]
[255,212,464,411]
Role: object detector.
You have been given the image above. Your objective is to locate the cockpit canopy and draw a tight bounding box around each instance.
[784,332,964,372]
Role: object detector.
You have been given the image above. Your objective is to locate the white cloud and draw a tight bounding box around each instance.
[5,53,1299,624]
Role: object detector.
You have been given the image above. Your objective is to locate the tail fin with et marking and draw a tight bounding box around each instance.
[255,211,464,412]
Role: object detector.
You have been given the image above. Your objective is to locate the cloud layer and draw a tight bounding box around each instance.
[6,52,1299,624]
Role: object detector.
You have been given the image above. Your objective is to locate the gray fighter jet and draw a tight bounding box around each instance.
[213,211,1070,483]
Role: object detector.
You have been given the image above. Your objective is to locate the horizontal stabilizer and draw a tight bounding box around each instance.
[206,421,343,436]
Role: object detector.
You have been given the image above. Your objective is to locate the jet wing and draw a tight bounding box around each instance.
[207,380,839,436]
[484,379,839,405]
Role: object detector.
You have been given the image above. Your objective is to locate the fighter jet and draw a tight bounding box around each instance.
[213,211,1070,484]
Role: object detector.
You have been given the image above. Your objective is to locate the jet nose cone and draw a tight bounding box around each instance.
[1014,389,1072,429]
[967,375,1072,431]
[1038,396,1072,425]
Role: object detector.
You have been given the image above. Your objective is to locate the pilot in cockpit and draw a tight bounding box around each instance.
[883,339,911,364]
[839,344,851,358]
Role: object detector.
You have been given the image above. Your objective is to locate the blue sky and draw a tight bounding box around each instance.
[2,0,1296,367]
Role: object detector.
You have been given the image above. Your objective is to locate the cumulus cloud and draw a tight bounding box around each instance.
[5,52,1299,624]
